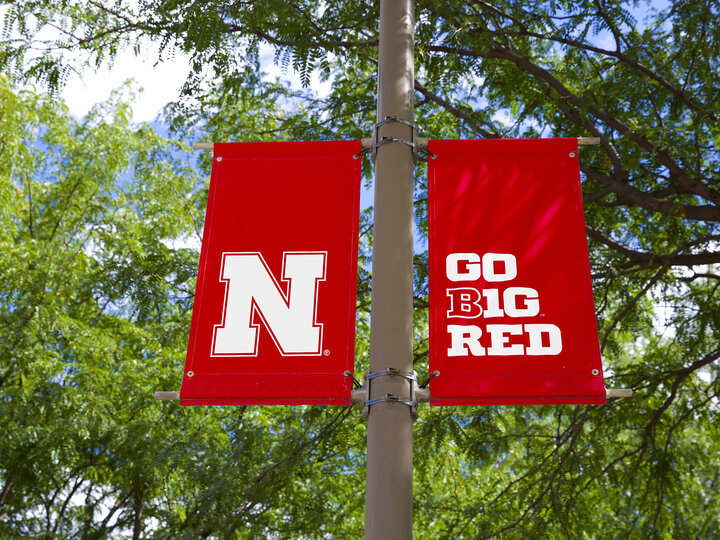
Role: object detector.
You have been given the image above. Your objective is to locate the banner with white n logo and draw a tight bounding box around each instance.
[180,142,361,406]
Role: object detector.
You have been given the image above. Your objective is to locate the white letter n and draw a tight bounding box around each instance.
[212,252,326,356]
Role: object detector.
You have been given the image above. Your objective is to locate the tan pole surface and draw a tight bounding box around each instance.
[365,0,415,538]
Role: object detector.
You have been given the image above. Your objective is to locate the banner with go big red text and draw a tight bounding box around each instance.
[180,141,361,406]
[428,139,606,405]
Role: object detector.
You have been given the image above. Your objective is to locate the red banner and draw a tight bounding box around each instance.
[428,139,606,405]
[180,141,361,405]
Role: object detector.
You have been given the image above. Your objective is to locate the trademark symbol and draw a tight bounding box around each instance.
[323,349,330,356]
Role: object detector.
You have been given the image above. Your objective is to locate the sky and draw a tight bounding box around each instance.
[60,42,333,124]
[60,41,191,123]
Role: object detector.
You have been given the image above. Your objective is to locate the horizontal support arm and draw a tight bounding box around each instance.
[155,388,629,401]
[606,388,633,398]
[193,137,600,151]
[154,391,180,400]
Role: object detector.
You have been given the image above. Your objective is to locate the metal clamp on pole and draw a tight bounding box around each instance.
[362,367,427,420]
[366,393,414,408]
[371,115,420,163]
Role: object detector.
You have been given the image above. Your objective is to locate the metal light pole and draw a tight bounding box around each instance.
[365,0,415,538]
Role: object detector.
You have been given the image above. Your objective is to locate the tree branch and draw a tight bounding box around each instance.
[414,80,499,138]
[454,3,709,116]
[582,166,720,222]
[202,407,353,536]
[480,42,720,206]
[424,40,720,206]
[229,25,377,51]
[586,227,720,268]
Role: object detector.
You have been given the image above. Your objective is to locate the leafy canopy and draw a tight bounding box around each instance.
[1,0,719,537]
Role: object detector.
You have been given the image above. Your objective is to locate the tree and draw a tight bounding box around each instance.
[1,0,719,537]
